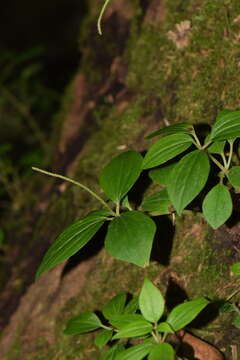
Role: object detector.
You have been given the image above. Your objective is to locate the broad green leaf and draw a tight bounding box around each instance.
[207,141,225,154]
[141,189,171,215]
[101,344,125,360]
[216,109,232,121]
[167,150,210,215]
[167,297,209,332]
[142,134,193,169]
[231,262,240,276]
[103,293,127,320]
[36,210,110,279]
[149,164,175,186]
[115,342,152,360]
[209,110,240,141]
[105,211,156,267]
[64,311,102,335]
[145,123,193,139]
[202,184,232,229]
[227,166,240,187]
[100,151,143,203]
[157,322,174,333]
[148,343,175,360]
[112,319,152,339]
[139,278,164,323]
[233,315,240,329]
[109,314,145,329]
[95,330,113,348]
[124,296,139,314]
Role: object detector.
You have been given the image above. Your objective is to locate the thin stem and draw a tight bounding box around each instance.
[116,202,120,216]
[32,167,115,215]
[191,130,202,149]
[97,0,112,35]
[226,140,234,170]
[101,324,113,331]
[221,153,228,169]
[151,331,160,344]
[202,141,212,150]
[209,154,227,173]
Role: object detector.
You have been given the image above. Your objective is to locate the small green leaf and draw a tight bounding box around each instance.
[207,141,225,154]
[148,343,175,360]
[210,110,240,141]
[109,314,145,329]
[218,301,235,313]
[167,150,210,215]
[227,166,240,188]
[103,293,127,320]
[139,278,165,323]
[115,342,152,360]
[112,319,152,339]
[36,210,110,279]
[157,322,174,333]
[105,211,156,267]
[64,311,102,335]
[149,164,175,186]
[233,315,240,329]
[95,330,113,348]
[142,134,193,169]
[231,262,240,276]
[167,297,209,332]
[124,296,139,314]
[100,344,125,360]
[145,123,193,139]
[100,151,143,203]
[202,184,232,229]
[141,189,171,215]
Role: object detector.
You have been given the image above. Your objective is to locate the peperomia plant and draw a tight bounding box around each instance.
[33,109,240,279]
[63,278,209,360]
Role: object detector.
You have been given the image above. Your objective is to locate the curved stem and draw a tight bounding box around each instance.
[226,140,234,170]
[191,130,202,149]
[221,153,228,169]
[32,167,115,215]
[209,154,227,173]
[97,0,112,35]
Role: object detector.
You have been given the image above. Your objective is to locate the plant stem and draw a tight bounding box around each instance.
[191,130,202,149]
[32,167,115,215]
[221,153,228,169]
[97,0,112,35]
[209,154,227,173]
[226,140,234,170]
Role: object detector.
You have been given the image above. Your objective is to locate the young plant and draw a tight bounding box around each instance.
[63,278,209,360]
[33,109,240,279]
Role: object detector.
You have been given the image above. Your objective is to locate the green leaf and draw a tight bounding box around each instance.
[202,184,232,229]
[149,164,175,186]
[167,297,209,332]
[233,315,240,329]
[103,293,127,320]
[167,150,210,215]
[231,262,240,276]
[95,330,113,348]
[109,314,145,329]
[139,278,165,323]
[115,342,152,360]
[218,301,235,313]
[105,211,156,267]
[112,319,152,339]
[141,189,171,215]
[209,110,240,141]
[124,296,139,314]
[64,311,102,335]
[145,123,193,139]
[157,322,174,334]
[36,210,110,279]
[207,140,225,154]
[100,151,143,203]
[227,166,240,187]
[100,344,125,360]
[148,343,175,360]
[142,134,193,169]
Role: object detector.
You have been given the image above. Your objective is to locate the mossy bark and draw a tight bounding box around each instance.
[1,0,240,359]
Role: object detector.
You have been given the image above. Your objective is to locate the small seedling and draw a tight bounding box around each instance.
[63,278,209,360]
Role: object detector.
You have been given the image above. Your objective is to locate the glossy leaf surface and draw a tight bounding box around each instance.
[202,184,232,229]
[149,164,175,186]
[167,150,210,215]
[112,319,152,339]
[227,166,240,187]
[115,342,152,360]
[64,311,102,334]
[141,189,171,215]
[100,151,143,203]
[105,211,156,267]
[210,110,240,140]
[36,210,110,279]
[139,278,164,323]
[102,293,127,320]
[142,133,193,169]
[148,343,175,360]
[145,123,193,139]
[167,297,209,332]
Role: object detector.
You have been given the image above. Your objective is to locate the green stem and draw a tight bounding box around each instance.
[226,140,234,170]
[221,153,228,169]
[191,130,202,149]
[97,0,112,35]
[101,324,113,331]
[209,154,227,173]
[202,141,212,150]
[116,202,120,216]
[151,331,160,344]
[32,167,115,215]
